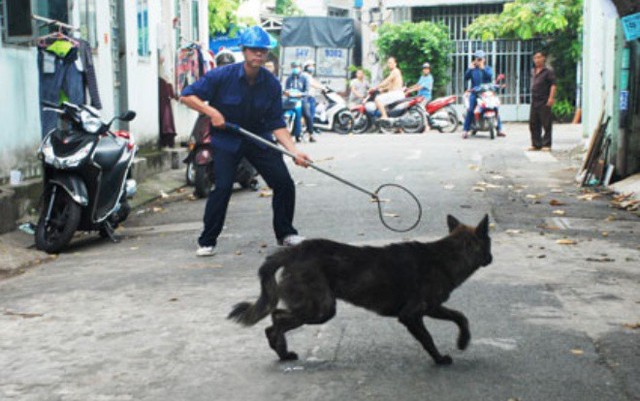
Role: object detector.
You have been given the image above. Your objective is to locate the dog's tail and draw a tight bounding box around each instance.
[227,249,289,326]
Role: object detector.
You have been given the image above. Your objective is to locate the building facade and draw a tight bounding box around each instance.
[0,0,208,183]
[582,0,640,181]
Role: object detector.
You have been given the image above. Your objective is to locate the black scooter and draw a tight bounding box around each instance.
[35,101,137,253]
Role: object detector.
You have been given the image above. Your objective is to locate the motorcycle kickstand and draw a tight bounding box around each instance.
[101,221,120,243]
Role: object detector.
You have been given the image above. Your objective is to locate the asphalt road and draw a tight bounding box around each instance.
[1,125,639,401]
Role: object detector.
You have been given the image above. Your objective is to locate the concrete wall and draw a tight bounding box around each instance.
[0,41,43,182]
[582,0,622,141]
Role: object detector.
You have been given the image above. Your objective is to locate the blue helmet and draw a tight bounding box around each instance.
[240,26,273,49]
[473,49,486,59]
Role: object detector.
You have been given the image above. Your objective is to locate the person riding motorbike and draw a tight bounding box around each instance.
[284,61,309,142]
[462,50,506,139]
[371,56,404,121]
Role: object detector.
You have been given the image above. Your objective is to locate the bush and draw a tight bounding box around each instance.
[552,99,574,122]
[375,21,453,96]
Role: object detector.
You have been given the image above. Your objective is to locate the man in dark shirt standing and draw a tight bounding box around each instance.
[529,51,557,151]
[180,26,311,256]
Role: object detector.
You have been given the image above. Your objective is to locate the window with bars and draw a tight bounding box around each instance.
[191,0,199,41]
[412,4,503,41]
[137,0,150,57]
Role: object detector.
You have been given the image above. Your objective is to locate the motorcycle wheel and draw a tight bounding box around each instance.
[488,117,496,140]
[194,164,213,198]
[351,110,370,134]
[436,108,459,133]
[403,106,427,134]
[333,110,354,135]
[185,160,195,186]
[35,186,81,254]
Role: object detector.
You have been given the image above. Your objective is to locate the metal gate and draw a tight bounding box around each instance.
[413,4,536,121]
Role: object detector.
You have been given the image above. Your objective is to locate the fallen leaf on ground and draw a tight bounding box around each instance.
[260,243,268,248]
[505,229,522,235]
[235,251,242,256]
[550,188,564,193]
[552,210,566,216]
[443,184,455,190]
[549,199,566,206]
[3,310,44,318]
[623,322,640,330]
[490,175,504,180]
[601,232,609,237]
[577,193,601,201]
[570,349,584,355]
[556,239,577,245]
[187,194,197,201]
[176,188,186,193]
[472,186,486,192]
[129,247,139,250]
[383,213,399,218]
[160,191,169,199]
[526,194,542,200]
[606,215,617,221]
[169,298,178,302]
[259,190,273,198]
[538,224,561,230]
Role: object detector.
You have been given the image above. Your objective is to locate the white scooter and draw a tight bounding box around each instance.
[313,88,354,135]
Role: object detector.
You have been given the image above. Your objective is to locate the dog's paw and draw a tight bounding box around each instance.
[457,331,471,350]
[280,352,299,361]
[435,355,453,366]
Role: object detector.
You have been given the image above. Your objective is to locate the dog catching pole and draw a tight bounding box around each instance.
[225,123,422,232]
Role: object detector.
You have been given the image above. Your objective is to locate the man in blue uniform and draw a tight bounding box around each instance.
[462,50,506,139]
[180,26,311,256]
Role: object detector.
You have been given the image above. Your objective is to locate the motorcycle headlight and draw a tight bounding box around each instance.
[41,141,94,169]
[80,110,103,134]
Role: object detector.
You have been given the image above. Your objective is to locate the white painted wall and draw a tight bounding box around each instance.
[582,0,620,139]
[0,43,41,178]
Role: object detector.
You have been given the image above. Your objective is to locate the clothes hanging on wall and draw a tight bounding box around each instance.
[175,43,216,94]
[38,41,85,137]
[37,34,103,137]
[158,77,177,148]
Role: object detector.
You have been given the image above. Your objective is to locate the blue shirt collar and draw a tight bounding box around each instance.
[237,63,266,84]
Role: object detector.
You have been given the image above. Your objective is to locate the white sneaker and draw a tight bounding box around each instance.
[279,234,306,247]
[196,245,216,257]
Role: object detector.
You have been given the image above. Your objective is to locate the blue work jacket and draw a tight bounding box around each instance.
[464,66,494,90]
[181,62,286,153]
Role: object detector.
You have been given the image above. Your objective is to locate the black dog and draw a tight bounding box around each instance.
[228,214,492,365]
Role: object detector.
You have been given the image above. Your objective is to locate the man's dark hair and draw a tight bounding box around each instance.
[534,50,547,58]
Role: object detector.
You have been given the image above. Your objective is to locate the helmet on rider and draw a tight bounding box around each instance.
[215,49,236,67]
[240,26,273,50]
[303,59,315,70]
[473,49,486,60]
[422,62,431,69]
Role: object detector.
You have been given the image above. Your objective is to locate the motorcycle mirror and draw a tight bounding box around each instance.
[119,111,137,122]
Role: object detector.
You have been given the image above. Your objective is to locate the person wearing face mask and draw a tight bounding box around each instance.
[302,60,322,139]
[284,60,309,142]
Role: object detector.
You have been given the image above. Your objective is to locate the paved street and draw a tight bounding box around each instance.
[1,124,639,401]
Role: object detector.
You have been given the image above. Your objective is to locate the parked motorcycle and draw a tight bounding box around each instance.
[350,90,426,134]
[313,87,353,134]
[425,95,459,133]
[184,114,259,198]
[35,101,137,253]
[463,75,505,140]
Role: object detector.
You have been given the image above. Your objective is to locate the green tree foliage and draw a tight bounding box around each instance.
[275,0,303,16]
[466,0,583,119]
[208,0,256,36]
[375,22,453,96]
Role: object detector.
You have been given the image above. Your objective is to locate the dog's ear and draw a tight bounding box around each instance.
[447,215,461,233]
[475,214,490,238]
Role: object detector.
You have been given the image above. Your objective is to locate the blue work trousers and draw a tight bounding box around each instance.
[198,139,298,247]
